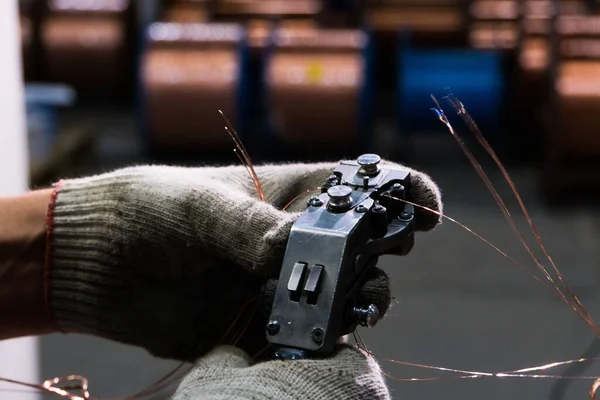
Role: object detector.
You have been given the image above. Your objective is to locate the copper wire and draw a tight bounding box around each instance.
[429,95,597,331]
[439,93,600,334]
[219,111,265,202]
[385,195,551,289]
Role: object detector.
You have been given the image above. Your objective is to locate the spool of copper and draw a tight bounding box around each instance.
[41,0,133,91]
[467,0,520,50]
[142,22,248,152]
[542,9,600,198]
[163,0,211,23]
[365,1,464,41]
[265,26,370,152]
[554,61,600,156]
[215,0,320,20]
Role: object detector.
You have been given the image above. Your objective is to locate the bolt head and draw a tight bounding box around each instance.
[311,327,325,343]
[357,154,381,168]
[308,196,323,207]
[400,211,412,220]
[392,183,405,192]
[326,175,339,183]
[372,205,386,214]
[364,304,380,328]
[355,204,368,213]
[266,320,280,335]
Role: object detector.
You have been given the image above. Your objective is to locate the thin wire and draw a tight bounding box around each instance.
[384,195,551,290]
[219,111,265,201]
[443,93,600,336]
[430,96,588,324]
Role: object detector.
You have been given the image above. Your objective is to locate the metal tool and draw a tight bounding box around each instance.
[266,154,415,360]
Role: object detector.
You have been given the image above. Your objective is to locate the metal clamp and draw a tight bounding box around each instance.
[266,154,415,359]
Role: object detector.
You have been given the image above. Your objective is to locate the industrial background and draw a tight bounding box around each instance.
[9,0,600,399]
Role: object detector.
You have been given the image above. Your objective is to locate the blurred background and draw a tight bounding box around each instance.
[5,0,600,399]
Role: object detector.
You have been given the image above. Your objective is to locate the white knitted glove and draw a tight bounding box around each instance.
[172,345,390,400]
[46,161,442,360]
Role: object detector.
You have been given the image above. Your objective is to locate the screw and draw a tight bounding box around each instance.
[400,211,412,220]
[308,196,323,207]
[355,204,368,213]
[372,204,386,214]
[326,175,339,184]
[353,304,380,328]
[266,320,280,335]
[311,327,325,343]
[391,183,405,192]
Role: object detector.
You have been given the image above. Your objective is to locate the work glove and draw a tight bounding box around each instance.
[172,345,389,400]
[46,161,442,360]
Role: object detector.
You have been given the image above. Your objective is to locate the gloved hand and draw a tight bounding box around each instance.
[172,344,389,400]
[46,161,442,360]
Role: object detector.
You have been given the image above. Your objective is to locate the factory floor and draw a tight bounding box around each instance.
[36,107,600,400]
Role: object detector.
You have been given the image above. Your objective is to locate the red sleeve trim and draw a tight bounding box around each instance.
[44,180,65,333]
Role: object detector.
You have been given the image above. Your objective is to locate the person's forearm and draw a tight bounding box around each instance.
[0,189,55,338]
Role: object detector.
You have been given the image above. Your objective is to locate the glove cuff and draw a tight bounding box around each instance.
[45,171,145,343]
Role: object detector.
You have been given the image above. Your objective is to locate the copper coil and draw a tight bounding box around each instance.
[247,19,274,50]
[554,61,600,156]
[365,5,463,34]
[520,36,551,72]
[247,19,317,52]
[265,27,367,151]
[41,0,132,90]
[469,0,520,21]
[215,0,320,19]
[469,21,519,49]
[49,0,129,13]
[143,22,245,151]
[163,5,210,23]
[41,15,127,88]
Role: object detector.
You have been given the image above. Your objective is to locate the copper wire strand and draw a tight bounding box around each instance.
[442,93,600,335]
[251,343,273,362]
[124,362,191,400]
[591,379,600,399]
[219,110,265,202]
[384,195,551,290]
[217,296,259,346]
[429,96,589,324]
[231,299,260,347]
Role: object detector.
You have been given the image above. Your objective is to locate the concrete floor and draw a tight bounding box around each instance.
[30,109,600,400]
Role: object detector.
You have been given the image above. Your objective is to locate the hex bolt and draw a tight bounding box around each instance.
[400,211,413,220]
[391,183,405,193]
[371,205,388,238]
[326,175,339,184]
[355,204,368,213]
[372,204,386,214]
[266,320,280,335]
[311,327,325,343]
[353,304,380,328]
[308,196,324,207]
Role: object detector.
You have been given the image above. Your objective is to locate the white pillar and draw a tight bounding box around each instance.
[0,1,39,399]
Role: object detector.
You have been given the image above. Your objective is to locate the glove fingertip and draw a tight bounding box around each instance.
[409,170,443,232]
